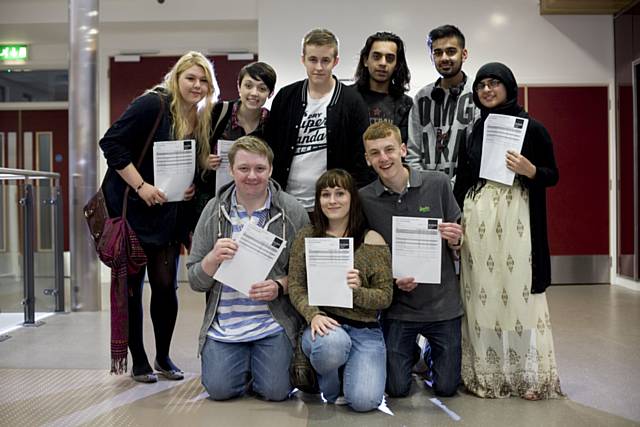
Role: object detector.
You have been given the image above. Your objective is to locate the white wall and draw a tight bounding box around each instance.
[259,0,613,95]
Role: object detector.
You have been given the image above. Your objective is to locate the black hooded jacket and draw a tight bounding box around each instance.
[453,62,559,294]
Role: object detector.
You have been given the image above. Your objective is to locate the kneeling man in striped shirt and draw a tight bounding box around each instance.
[187,136,309,401]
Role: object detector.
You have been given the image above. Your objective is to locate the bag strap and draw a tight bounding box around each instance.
[122,93,166,217]
[213,101,230,136]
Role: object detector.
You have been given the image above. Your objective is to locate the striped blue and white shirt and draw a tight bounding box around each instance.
[208,189,283,343]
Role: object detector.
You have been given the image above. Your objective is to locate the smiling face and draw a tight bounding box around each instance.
[230,149,272,199]
[431,36,467,79]
[364,133,407,183]
[178,65,209,106]
[319,186,351,223]
[364,40,398,86]
[238,75,270,111]
[302,44,339,86]
[476,77,507,109]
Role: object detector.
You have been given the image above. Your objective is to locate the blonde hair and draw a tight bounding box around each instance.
[152,51,220,173]
[363,121,402,145]
[301,28,339,57]
[228,136,274,168]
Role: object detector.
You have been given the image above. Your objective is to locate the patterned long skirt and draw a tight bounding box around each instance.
[460,180,563,399]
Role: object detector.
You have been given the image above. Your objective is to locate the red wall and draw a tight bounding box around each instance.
[0,110,69,250]
[109,55,254,123]
[618,85,634,255]
[22,110,69,250]
[527,87,609,256]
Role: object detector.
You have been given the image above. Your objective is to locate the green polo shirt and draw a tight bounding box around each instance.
[359,167,463,322]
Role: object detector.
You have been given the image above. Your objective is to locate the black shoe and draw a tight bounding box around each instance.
[154,360,184,381]
[131,363,158,383]
[131,371,158,383]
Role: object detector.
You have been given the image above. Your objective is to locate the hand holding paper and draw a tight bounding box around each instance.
[346,269,361,289]
[248,280,279,302]
[438,222,463,246]
[200,237,237,279]
[208,154,222,170]
[395,276,418,292]
[506,150,536,179]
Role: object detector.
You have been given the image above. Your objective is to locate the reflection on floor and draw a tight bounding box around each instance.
[0,284,639,426]
[0,312,53,336]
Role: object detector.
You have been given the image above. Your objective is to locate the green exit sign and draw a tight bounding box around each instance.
[0,44,29,61]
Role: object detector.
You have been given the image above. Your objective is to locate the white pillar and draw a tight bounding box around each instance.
[69,0,101,310]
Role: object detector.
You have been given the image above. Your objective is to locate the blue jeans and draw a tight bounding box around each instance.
[201,331,293,401]
[383,316,461,397]
[302,325,386,412]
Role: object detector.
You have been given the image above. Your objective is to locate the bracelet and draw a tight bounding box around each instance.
[274,279,284,297]
[135,181,145,193]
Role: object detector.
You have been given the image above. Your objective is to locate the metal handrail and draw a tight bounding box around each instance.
[0,167,65,325]
[0,167,62,181]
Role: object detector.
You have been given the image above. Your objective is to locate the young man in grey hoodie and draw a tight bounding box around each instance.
[405,24,478,184]
[187,136,308,401]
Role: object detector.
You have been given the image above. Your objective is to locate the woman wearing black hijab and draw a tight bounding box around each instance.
[453,62,563,400]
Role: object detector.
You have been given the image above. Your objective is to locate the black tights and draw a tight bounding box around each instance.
[127,242,180,374]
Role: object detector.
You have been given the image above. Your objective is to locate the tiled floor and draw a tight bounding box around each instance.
[1,284,639,426]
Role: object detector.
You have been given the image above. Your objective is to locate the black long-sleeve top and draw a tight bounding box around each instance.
[99,90,192,247]
[454,116,559,294]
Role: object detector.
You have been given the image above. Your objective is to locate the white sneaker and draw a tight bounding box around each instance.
[334,396,348,406]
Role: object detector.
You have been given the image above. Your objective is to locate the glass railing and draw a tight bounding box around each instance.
[0,168,64,334]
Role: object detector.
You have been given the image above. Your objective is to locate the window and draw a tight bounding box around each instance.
[36,132,53,251]
[0,70,68,102]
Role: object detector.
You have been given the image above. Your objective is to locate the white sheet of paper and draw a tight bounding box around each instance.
[153,139,195,202]
[305,237,353,308]
[479,113,529,186]
[215,139,234,193]
[214,222,286,296]
[392,216,442,284]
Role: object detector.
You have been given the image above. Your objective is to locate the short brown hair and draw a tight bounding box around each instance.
[302,28,339,57]
[362,122,402,145]
[228,136,274,167]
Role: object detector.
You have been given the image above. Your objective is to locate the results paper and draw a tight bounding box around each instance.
[305,237,353,308]
[214,222,286,296]
[392,216,442,284]
[479,113,529,186]
[153,139,195,202]
[215,139,234,193]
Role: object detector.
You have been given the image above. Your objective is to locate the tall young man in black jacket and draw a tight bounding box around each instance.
[265,28,372,210]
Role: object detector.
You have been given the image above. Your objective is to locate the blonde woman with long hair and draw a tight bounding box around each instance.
[100,51,218,383]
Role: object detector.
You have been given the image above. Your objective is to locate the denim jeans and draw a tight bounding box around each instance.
[201,330,293,401]
[383,316,461,397]
[302,325,386,412]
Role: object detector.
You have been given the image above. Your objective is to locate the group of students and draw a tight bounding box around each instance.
[98,23,564,413]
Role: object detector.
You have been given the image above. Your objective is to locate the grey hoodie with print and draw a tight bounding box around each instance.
[187,179,309,355]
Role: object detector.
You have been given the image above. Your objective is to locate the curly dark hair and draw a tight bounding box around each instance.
[354,31,410,98]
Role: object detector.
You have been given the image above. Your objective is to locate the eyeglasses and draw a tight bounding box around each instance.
[475,79,502,92]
